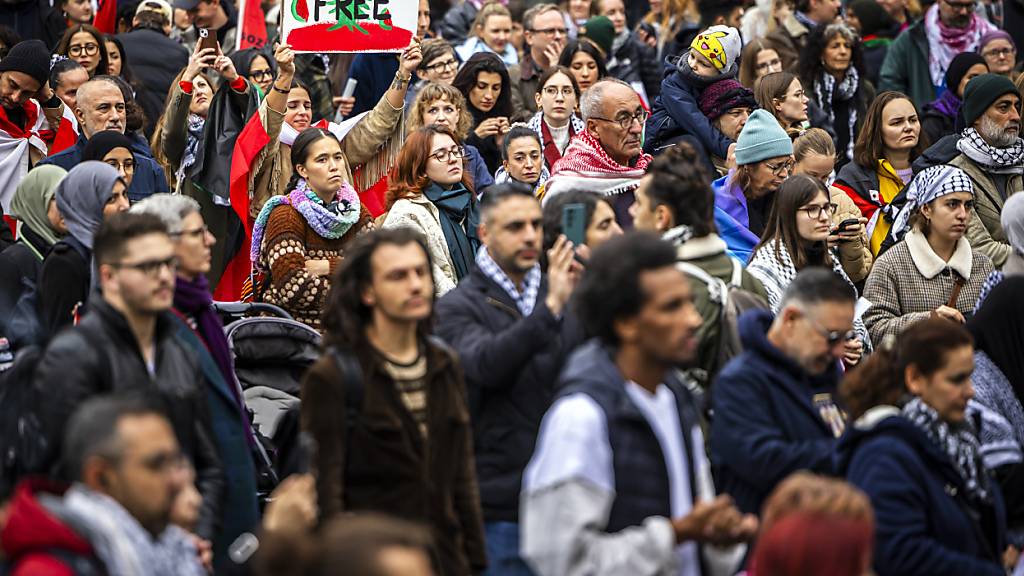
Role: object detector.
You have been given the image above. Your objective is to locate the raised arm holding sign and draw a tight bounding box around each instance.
[282,0,418,53]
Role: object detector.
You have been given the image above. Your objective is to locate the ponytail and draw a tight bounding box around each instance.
[285,171,303,194]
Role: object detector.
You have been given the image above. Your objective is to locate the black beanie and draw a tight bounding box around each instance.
[944,52,987,98]
[848,0,897,38]
[0,40,50,87]
[962,73,1020,127]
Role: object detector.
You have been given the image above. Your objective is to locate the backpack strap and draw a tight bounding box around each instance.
[327,345,365,433]
[728,258,744,288]
[676,261,728,306]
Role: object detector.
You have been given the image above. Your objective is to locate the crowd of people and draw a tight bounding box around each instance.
[1,0,1024,573]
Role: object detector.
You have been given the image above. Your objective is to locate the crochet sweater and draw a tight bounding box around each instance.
[260,203,370,330]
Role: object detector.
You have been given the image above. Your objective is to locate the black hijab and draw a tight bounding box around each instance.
[969,276,1024,396]
[82,130,135,162]
[230,49,277,80]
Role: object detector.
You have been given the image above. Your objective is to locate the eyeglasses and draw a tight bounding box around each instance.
[112,256,179,277]
[591,109,649,130]
[983,47,1016,58]
[104,158,135,172]
[756,58,783,71]
[424,58,458,73]
[429,146,466,163]
[138,450,188,474]
[250,69,274,81]
[802,311,856,346]
[763,159,795,176]
[542,86,576,98]
[942,0,975,12]
[68,42,99,57]
[800,202,838,220]
[531,26,568,36]
[171,224,210,240]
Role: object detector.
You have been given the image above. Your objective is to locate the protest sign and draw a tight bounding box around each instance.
[282,0,416,53]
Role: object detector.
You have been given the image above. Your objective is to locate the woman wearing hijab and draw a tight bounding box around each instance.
[862,164,995,344]
[37,162,130,337]
[230,48,277,98]
[0,166,68,341]
[975,193,1024,309]
[968,278,1024,541]
[82,131,137,189]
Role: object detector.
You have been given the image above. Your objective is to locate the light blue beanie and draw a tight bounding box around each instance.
[735,109,793,166]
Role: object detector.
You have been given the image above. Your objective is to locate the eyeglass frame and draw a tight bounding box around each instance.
[110,255,179,277]
[529,26,569,36]
[755,57,783,72]
[428,146,467,163]
[542,85,576,98]
[170,224,210,240]
[983,47,1016,58]
[800,308,856,346]
[799,202,839,220]
[763,159,795,176]
[249,69,275,81]
[424,58,459,73]
[68,42,99,57]
[104,158,136,173]
[590,109,650,130]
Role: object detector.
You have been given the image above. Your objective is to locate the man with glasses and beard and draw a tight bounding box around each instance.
[879,0,997,105]
[710,268,857,517]
[34,212,224,565]
[542,79,652,228]
[950,73,1024,268]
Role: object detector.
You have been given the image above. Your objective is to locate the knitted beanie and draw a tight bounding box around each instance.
[848,0,897,38]
[699,79,757,121]
[581,16,615,59]
[735,109,793,165]
[0,40,51,87]
[962,73,1020,127]
[980,30,1016,52]
[690,25,742,71]
[944,52,987,96]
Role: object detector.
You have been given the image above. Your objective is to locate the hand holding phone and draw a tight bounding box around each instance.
[561,203,587,247]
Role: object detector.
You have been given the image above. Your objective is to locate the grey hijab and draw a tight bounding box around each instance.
[55,161,123,250]
[1003,193,1024,276]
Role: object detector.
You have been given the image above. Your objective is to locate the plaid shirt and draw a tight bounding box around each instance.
[476,247,541,316]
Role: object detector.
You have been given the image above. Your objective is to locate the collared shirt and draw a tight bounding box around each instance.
[476,246,541,316]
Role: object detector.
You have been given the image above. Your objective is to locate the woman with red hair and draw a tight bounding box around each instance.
[380,125,479,296]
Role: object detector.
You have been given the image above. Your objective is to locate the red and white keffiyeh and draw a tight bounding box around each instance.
[542,129,651,204]
[0,100,50,211]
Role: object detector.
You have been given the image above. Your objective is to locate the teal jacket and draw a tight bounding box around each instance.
[878,21,937,106]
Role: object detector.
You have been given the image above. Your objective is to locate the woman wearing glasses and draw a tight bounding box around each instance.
[862,165,994,345]
[528,66,584,171]
[251,128,373,330]
[748,174,869,367]
[754,71,809,140]
[738,39,784,92]
[407,39,459,107]
[980,31,1019,81]
[835,91,926,255]
[83,131,137,189]
[381,125,480,296]
[230,48,277,97]
[712,108,794,263]
[55,24,109,77]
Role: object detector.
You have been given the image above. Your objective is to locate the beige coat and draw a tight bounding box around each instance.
[830,185,873,283]
[380,195,458,296]
[950,153,1022,268]
[248,93,404,218]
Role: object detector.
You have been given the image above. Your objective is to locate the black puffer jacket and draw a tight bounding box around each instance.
[33,297,225,540]
[434,267,584,523]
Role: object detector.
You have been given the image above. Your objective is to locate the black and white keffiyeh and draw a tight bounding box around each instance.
[476,246,541,316]
[175,113,206,187]
[957,127,1024,175]
[902,396,992,504]
[891,164,974,237]
[814,67,859,161]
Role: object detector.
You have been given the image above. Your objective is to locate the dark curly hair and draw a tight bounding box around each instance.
[644,143,717,237]
[797,23,865,103]
[575,232,678,345]
[451,52,513,121]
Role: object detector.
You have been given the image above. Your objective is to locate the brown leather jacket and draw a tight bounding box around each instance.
[301,337,487,575]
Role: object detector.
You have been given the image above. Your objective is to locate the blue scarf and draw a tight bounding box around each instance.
[424,182,480,281]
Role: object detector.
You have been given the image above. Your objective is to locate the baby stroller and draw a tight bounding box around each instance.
[217,302,321,498]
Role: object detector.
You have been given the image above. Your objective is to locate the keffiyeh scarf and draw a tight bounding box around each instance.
[902,396,992,504]
[957,127,1024,175]
[925,3,996,89]
[494,164,550,195]
[476,246,542,316]
[543,129,651,203]
[175,113,205,185]
[250,178,361,269]
[891,164,975,237]
[814,68,859,161]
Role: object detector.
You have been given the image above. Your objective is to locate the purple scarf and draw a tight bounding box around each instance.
[932,89,961,119]
[174,275,253,444]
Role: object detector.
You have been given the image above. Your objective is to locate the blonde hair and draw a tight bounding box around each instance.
[643,0,698,36]
[407,82,475,140]
[472,2,512,37]
[793,128,836,163]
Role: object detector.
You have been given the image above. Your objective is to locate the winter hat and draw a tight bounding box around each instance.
[581,16,615,59]
[848,0,897,38]
[962,73,1020,127]
[690,25,742,71]
[0,40,51,87]
[735,109,793,165]
[980,30,1016,53]
[944,52,987,97]
[700,79,757,121]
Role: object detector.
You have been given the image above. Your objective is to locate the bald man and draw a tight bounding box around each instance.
[41,76,169,201]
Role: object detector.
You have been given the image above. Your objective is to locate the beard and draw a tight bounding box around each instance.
[978,114,1021,148]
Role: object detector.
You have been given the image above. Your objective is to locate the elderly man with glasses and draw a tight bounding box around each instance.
[879,0,998,105]
[541,78,652,227]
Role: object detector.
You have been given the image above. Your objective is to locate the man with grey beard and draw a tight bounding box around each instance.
[950,73,1024,268]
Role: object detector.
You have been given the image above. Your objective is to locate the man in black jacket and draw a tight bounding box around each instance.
[117,5,188,136]
[435,183,584,574]
[33,212,224,562]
